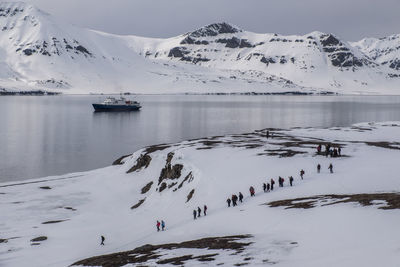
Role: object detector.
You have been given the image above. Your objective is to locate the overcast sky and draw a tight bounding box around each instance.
[12,0,400,41]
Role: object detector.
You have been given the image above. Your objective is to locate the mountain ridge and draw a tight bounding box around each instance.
[0,2,399,94]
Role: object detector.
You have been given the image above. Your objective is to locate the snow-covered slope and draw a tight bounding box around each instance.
[0,2,399,94]
[1,122,400,266]
[352,34,400,74]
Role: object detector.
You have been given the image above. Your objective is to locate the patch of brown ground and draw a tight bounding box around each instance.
[267,193,400,210]
[127,154,152,173]
[141,182,153,194]
[131,198,146,209]
[112,154,132,165]
[71,235,252,267]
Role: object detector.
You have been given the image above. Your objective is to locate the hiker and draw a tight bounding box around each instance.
[156,221,160,232]
[266,130,270,139]
[317,164,321,173]
[278,176,284,187]
[161,220,165,231]
[338,147,341,156]
[100,235,105,245]
[263,183,267,192]
[232,194,238,206]
[204,205,207,216]
[300,169,305,180]
[197,207,202,217]
[270,179,275,191]
[289,176,294,186]
[333,148,338,157]
[266,183,270,192]
[317,144,322,154]
[249,186,255,197]
[227,198,231,207]
[328,163,333,173]
[238,192,243,202]
[193,209,197,219]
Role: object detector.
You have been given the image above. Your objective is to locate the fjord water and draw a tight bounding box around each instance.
[1,95,400,182]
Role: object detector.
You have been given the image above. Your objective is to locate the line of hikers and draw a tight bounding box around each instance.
[193,205,207,219]
[317,144,342,158]
[226,164,335,207]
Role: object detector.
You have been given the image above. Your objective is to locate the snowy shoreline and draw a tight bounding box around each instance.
[1,122,400,266]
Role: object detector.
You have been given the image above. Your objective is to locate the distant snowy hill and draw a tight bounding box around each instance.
[0,2,399,94]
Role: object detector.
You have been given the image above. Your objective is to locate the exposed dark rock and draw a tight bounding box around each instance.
[42,220,67,224]
[157,255,193,265]
[177,172,194,189]
[127,154,152,173]
[215,37,253,48]
[39,186,51,190]
[389,59,400,70]
[320,34,340,47]
[75,45,92,56]
[112,154,132,165]
[131,198,146,209]
[72,235,252,267]
[188,22,240,38]
[158,152,183,185]
[186,189,195,202]
[267,193,400,210]
[159,182,167,192]
[23,48,35,56]
[260,56,276,65]
[31,236,47,242]
[168,47,189,58]
[144,144,170,154]
[141,181,153,194]
[168,182,177,188]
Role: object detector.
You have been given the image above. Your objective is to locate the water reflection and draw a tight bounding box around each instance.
[1,95,399,182]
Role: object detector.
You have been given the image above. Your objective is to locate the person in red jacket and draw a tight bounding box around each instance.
[156,220,161,232]
[249,186,255,196]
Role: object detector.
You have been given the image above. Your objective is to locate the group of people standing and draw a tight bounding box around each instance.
[317,144,342,158]
[193,205,208,219]
[156,220,166,231]
[227,192,243,207]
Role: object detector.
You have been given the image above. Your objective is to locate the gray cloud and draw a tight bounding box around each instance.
[13,0,400,41]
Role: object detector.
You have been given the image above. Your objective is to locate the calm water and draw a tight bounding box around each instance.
[1,95,400,182]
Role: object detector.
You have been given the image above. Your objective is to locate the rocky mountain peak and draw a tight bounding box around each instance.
[188,22,241,38]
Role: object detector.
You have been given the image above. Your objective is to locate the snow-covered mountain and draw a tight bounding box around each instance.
[352,34,400,73]
[0,2,399,94]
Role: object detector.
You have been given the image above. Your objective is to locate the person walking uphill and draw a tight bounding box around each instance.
[239,192,243,203]
[328,163,333,173]
[249,186,255,197]
[100,235,105,245]
[232,194,238,206]
[156,221,161,232]
[204,205,207,216]
[193,209,197,219]
[317,164,321,173]
[263,183,267,192]
[197,207,202,217]
[300,169,305,180]
[270,179,275,191]
[161,220,165,231]
[227,198,231,207]
[289,176,294,186]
